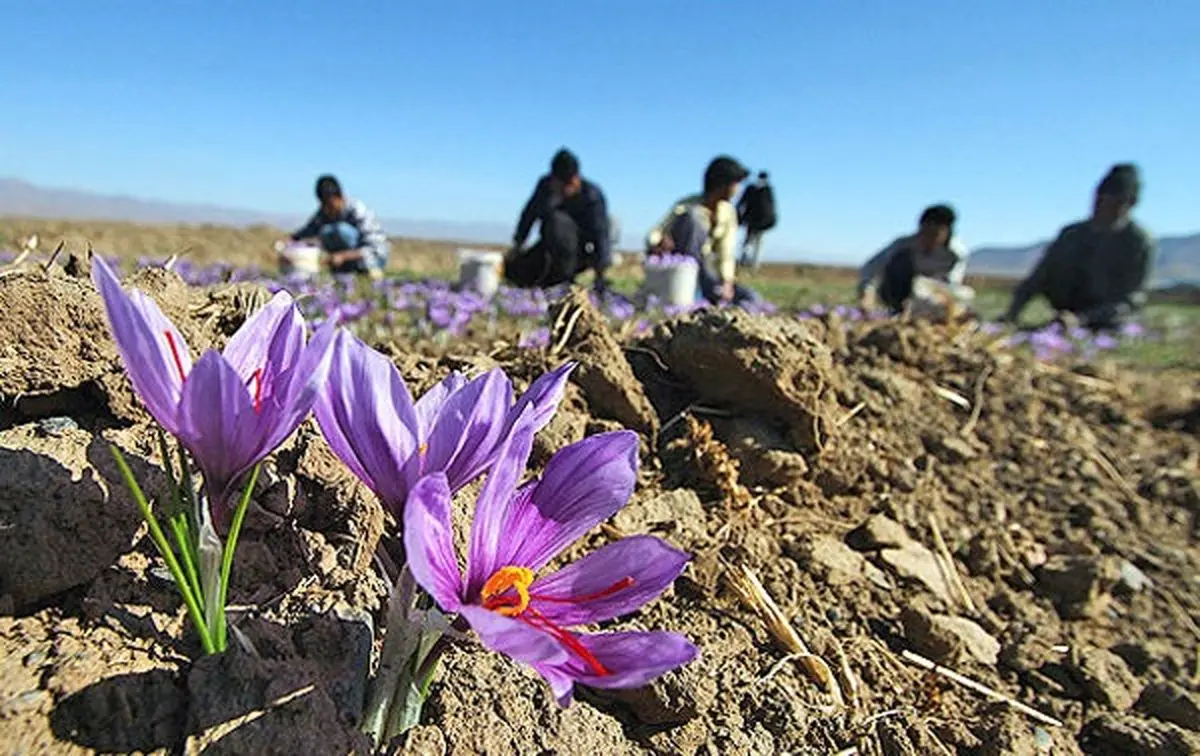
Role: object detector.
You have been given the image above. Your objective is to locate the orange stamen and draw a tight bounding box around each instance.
[480,566,533,617]
[163,330,187,382]
[479,565,637,678]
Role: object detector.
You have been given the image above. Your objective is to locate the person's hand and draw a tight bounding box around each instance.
[720,280,735,302]
[1056,311,1081,330]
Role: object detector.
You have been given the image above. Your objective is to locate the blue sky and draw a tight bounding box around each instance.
[1,1,1197,263]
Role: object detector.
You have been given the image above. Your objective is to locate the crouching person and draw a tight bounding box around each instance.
[288,175,389,279]
[858,204,971,317]
[646,156,761,307]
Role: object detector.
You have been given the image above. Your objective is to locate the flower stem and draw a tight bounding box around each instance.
[362,567,422,747]
[155,430,204,605]
[168,513,203,604]
[108,444,215,654]
[213,464,260,652]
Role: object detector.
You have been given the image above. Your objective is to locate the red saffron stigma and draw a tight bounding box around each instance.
[523,607,610,676]
[251,368,264,413]
[530,576,635,604]
[163,330,187,382]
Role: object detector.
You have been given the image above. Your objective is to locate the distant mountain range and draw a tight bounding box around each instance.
[3,177,1198,285]
[0,177,515,246]
[967,232,1200,288]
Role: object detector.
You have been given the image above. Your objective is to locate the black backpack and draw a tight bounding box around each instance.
[742,185,777,231]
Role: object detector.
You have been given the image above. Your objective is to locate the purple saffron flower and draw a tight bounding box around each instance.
[404,429,698,705]
[91,255,336,518]
[313,331,574,514]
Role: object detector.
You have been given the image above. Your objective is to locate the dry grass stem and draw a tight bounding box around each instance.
[927,514,978,616]
[899,650,1063,727]
[725,561,845,708]
[930,385,970,410]
[959,365,993,436]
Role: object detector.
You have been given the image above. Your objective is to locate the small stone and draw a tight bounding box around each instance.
[878,545,954,603]
[1072,645,1144,711]
[847,514,915,551]
[901,608,1000,665]
[1035,555,1120,619]
[934,435,978,463]
[787,534,891,588]
[35,416,79,437]
[1079,713,1200,755]
[1117,560,1152,594]
[1137,682,1200,732]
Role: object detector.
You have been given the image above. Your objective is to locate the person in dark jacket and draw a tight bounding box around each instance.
[736,171,777,270]
[1003,163,1155,329]
[505,149,612,292]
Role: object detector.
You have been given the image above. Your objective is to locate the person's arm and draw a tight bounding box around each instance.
[1003,232,1063,322]
[714,202,738,288]
[736,189,750,225]
[857,240,901,301]
[346,200,389,269]
[290,211,321,241]
[587,187,612,289]
[946,239,968,287]
[1078,229,1155,327]
[513,177,551,250]
[645,199,686,251]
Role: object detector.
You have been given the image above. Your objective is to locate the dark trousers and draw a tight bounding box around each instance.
[504,211,597,289]
[878,248,916,313]
[667,210,759,306]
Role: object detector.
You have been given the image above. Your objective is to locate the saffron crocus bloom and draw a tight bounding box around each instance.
[404,429,698,705]
[92,255,335,517]
[313,331,574,514]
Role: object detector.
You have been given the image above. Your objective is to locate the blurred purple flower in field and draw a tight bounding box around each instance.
[1121,322,1146,338]
[519,327,551,349]
[1093,332,1119,350]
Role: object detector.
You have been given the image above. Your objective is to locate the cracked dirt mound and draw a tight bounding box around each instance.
[1,269,1198,754]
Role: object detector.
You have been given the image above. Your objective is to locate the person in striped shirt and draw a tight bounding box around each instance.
[287,175,390,277]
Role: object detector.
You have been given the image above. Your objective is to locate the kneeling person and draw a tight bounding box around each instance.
[506,149,612,292]
[858,204,968,315]
[1003,163,1154,329]
[289,175,389,278]
[646,156,759,306]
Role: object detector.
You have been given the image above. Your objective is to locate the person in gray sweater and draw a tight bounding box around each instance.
[1003,164,1155,329]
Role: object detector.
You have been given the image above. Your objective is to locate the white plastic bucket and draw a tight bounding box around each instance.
[458,248,505,298]
[642,257,699,307]
[277,242,322,276]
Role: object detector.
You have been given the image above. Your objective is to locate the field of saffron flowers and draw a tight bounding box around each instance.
[1,221,1199,755]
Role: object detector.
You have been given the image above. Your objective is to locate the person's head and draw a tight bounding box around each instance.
[703,156,750,202]
[757,171,769,183]
[550,148,583,197]
[915,204,956,252]
[315,174,345,215]
[1092,163,1141,227]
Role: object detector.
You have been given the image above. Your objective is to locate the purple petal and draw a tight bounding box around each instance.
[91,255,190,434]
[423,368,513,489]
[221,292,302,384]
[312,331,421,510]
[528,535,688,626]
[464,406,539,598]
[536,631,698,705]
[177,351,257,507]
[506,362,575,436]
[413,372,468,440]
[458,605,570,667]
[505,432,639,572]
[253,319,336,458]
[403,474,464,611]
